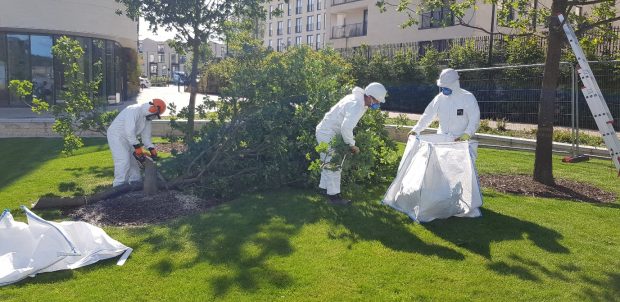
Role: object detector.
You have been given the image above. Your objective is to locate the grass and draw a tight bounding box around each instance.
[0,138,619,301]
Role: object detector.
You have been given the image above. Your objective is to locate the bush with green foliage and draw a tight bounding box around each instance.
[165,46,399,198]
[448,41,488,69]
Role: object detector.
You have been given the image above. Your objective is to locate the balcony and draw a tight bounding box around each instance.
[331,22,367,39]
[332,0,362,6]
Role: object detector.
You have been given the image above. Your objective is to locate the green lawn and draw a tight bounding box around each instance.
[0,138,619,301]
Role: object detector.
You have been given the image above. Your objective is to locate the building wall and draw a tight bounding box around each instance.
[0,0,137,49]
[264,0,328,50]
[139,39,185,79]
[0,0,137,107]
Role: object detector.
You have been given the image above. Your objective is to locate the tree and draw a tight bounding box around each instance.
[115,0,266,144]
[377,0,620,185]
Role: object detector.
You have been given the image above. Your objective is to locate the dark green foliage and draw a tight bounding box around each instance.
[166,46,398,198]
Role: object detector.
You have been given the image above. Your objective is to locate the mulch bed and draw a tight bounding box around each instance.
[154,142,187,154]
[479,174,616,203]
[64,190,219,227]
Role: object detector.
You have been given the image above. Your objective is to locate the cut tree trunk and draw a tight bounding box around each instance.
[33,157,161,209]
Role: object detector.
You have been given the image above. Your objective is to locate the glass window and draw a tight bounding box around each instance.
[158,54,165,63]
[287,37,292,47]
[277,38,283,52]
[288,3,291,16]
[149,63,157,75]
[316,34,322,49]
[171,53,178,64]
[317,15,322,30]
[7,34,31,105]
[30,35,54,104]
[287,19,292,34]
[317,0,322,10]
[138,41,143,53]
[269,5,273,19]
[105,40,115,101]
[0,34,7,106]
[307,0,314,12]
[149,54,155,63]
[295,36,301,45]
[269,23,273,37]
[277,21,283,35]
[296,18,302,33]
[307,16,314,31]
[91,39,106,100]
[296,0,302,14]
[157,43,165,53]
[268,40,273,49]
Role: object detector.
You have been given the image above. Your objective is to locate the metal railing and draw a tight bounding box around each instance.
[331,22,366,39]
[332,0,362,5]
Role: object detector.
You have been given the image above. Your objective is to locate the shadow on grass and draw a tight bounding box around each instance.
[64,166,113,179]
[0,138,63,192]
[124,188,464,297]
[424,208,569,259]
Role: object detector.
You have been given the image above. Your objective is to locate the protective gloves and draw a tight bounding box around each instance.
[350,145,360,154]
[133,144,145,162]
[148,147,158,161]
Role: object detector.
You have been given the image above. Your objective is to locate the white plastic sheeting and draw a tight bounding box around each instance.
[383,134,483,222]
[0,206,132,286]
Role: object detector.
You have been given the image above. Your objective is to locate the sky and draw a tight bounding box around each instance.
[139,18,177,41]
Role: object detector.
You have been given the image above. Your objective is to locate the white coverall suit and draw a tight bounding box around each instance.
[411,78,481,143]
[107,103,155,187]
[315,87,367,195]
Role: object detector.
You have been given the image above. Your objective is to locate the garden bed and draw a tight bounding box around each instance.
[479,174,616,203]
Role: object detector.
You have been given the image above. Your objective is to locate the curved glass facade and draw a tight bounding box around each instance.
[0,32,125,107]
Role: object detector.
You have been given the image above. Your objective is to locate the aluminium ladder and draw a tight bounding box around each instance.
[558,14,620,174]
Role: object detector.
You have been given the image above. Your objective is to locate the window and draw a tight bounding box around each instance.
[295,36,302,45]
[420,5,454,29]
[287,37,292,47]
[296,0,302,14]
[138,41,143,53]
[288,3,291,16]
[277,21,283,35]
[171,53,178,64]
[317,0,322,10]
[7,35,31,103]
[157,43,164,53]
[306,35,314,47]
[269,5,273,19]
[30,35,54,104]
[307,16,314,31]
[158,54,165,63]
[149,63,157,75]
[269,23,273,36]
[295,18,302,33]
[268,40,273,49]
[277,38,283,52]
[148,54,155,63]
[287,19,292,34]
[278,3,284,13]
[307,0,314,12]
[0,34,7,106]
[316,34,322,49]
[316,14,322,30]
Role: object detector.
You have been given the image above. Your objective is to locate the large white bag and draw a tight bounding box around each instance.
[383,134,483,222]
[0,207,132,286]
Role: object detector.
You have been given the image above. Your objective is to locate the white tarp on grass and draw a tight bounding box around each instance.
[383,134,483,222]
[0,206,131,286]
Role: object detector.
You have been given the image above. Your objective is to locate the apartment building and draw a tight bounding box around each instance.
[139,39,227,79]
[0,0,137,107]
[263,0,328,51]
[264,0,620,51]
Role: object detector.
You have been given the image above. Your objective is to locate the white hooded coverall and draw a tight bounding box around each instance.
[107,103,155,187]
[411,78,480,141]
[316,87,367,195]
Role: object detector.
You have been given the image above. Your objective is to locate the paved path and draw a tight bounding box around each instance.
[0,85,219,119]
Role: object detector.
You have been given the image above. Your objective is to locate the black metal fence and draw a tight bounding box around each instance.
[383,61,620,131]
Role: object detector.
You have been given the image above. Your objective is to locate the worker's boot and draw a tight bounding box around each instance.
[328,194,351,205]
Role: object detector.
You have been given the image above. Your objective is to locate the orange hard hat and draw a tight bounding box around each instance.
[149,99,166,115]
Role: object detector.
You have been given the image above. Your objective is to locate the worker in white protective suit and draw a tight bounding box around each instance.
[107,99,166,187]
[316,82,387,205]
[410,68,480,143]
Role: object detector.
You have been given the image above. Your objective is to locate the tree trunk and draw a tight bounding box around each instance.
[185,39,201,143]
[143,157,158,195]
[534,0,567,185]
